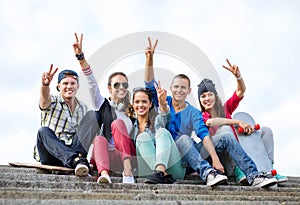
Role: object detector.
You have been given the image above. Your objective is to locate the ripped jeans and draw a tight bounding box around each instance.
[175,126,260,184]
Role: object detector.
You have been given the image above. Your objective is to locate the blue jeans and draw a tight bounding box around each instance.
[36,110,100,168]
[136,128,186,179]
[176,135,213,181]
[176,126,260,184]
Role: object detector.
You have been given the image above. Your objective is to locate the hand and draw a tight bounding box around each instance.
[222,59,241,78]
[238,121,254,135]
[154,80,167,107]
[73,33,83,54]
[212,158,225,174]
[42,64,58,86]
[145,37,158,59]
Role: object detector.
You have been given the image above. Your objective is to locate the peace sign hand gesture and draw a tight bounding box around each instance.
[154,81,168,111]
[145,37,158,59]
[42,64,58,86]
[73,33,83,55]
[222,59,241,79]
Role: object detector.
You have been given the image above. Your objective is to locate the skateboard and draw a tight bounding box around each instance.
[9,162,74,175]
[232,112,275,176]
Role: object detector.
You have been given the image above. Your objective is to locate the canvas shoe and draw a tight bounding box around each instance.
[234,166,248,185]
[275,173,288,183]
[73,157,90,177]
[122,172,135,183]
[97,174,112,184]
[271,165,288,183]
[206,170,228,186]
[252,176,277,188]
[145,171,176,184]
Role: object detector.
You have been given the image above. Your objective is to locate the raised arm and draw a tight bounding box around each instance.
[73,33,90,71]
[144,37,158,83]
[155,80,168,113]
[39,64,58,109]
[222,59,246,98]
[73,33,104,110]
[154,80,170,128]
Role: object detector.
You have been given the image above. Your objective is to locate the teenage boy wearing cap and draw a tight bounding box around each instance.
[34,64,99,177]
[143,38,277,188]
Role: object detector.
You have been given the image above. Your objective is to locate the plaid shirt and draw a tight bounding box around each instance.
[40,94,88,145]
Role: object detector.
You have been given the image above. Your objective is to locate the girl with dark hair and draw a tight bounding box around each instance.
[130,82,185,184]
[73,33,136,184]
[198,59,287,183]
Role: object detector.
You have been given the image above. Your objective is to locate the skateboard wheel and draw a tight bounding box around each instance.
[237,127,244,134]
[271,170,277,176]
[254,124,260,130]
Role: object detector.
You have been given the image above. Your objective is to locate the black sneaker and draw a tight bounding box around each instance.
[164,174,176,184]
[145,171,176,184]
[73,157,90,177]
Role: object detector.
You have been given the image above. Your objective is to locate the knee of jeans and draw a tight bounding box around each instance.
[218,125,232,132]
[93,135,108,145]
[260,126,273,136]
[221,131,236,143]
[176,135,193,149]
[155,128,172,139]
[136,132,152,143]
[37,127,52,140]
[111,119,127,130]
[112,119,125,126]
[85,110,99,122]
[85,110,97,118]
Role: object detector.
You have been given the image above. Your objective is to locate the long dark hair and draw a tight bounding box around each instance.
[199,94,225,118]
[108,72,131,115]
[129,88,157,132]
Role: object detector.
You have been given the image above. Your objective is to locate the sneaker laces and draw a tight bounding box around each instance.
[208,169,224,178]
[73,157,90,170]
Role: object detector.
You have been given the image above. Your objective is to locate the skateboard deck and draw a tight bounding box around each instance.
[9,162,74,174]
[232,112,273,173]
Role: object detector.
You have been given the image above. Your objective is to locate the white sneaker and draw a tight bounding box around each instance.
[97,175,112,184]
[206,170,228,186]
[75,164,89,177]
[252,176,277,188]
[122,172,135,183]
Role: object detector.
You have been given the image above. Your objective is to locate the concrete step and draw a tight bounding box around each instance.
[1,165,299,204]
[1,187,299,203]
[3,199,299,205]
[1,180,299,203]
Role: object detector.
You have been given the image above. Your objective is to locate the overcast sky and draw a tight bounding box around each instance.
[1,0,299,177]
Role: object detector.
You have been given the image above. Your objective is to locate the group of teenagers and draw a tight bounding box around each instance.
[34,33,287,188]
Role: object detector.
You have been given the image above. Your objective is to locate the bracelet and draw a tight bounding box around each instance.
[236,75,242,80]
[75,53,84,60]
[159,104,168,109]
[42,83,49,86]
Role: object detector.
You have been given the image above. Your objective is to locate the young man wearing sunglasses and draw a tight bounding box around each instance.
[143,38,277,188]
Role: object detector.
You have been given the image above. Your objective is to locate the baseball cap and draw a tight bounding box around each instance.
[57,70,79,83]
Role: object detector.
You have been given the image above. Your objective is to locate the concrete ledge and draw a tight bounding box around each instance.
[0,165,299,204]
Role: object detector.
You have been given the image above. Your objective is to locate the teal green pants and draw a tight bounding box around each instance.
[136,128,186,179]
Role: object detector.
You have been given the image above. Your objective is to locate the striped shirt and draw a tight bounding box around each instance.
[40,95,88,145]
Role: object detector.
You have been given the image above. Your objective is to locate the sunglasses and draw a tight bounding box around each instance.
[133,87,152,93]
[113,82,129,89]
